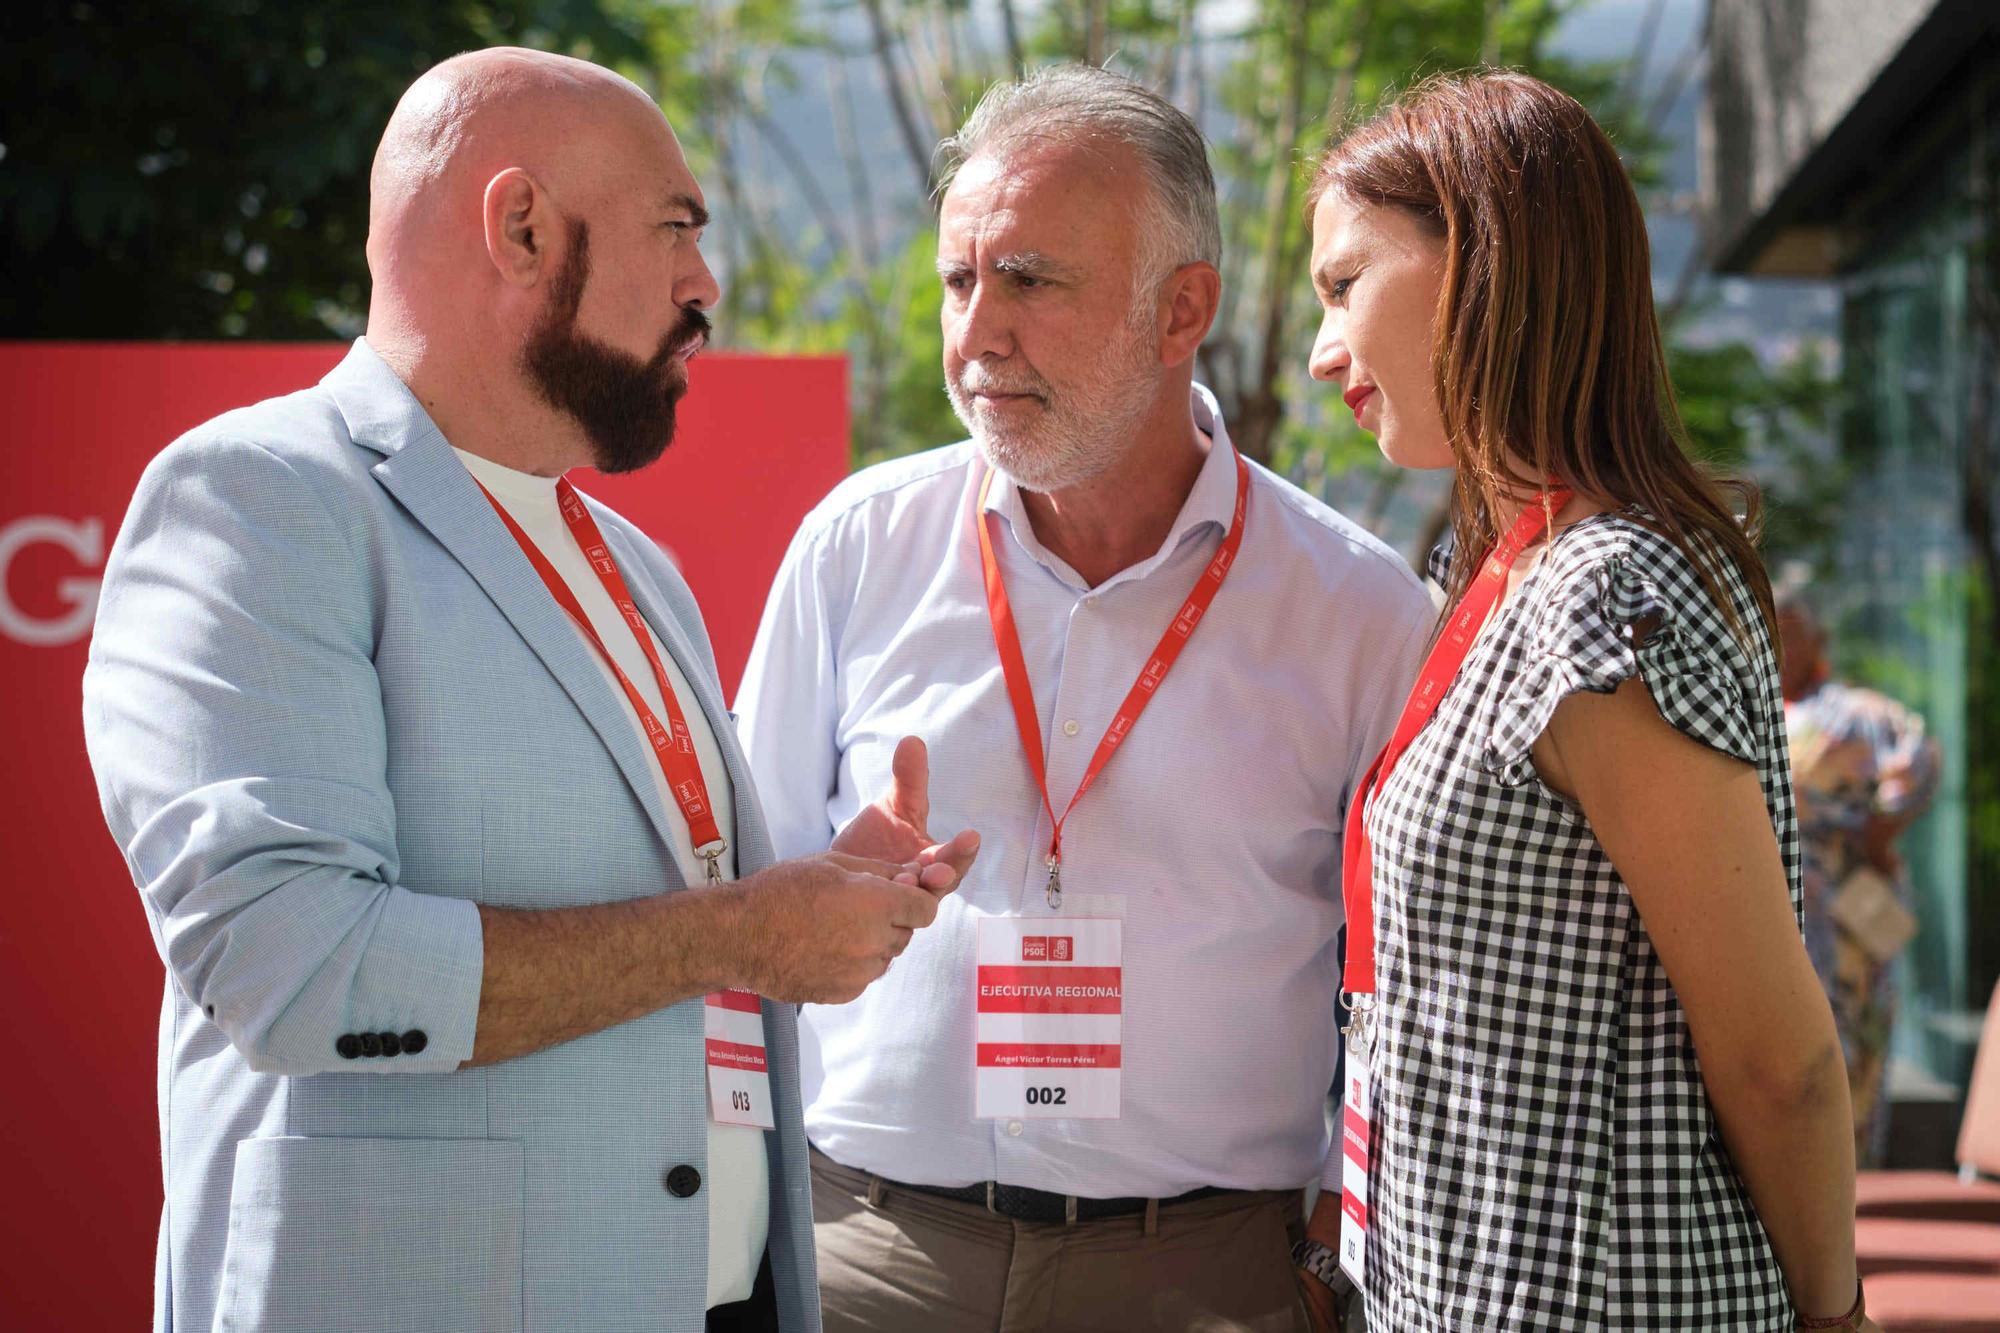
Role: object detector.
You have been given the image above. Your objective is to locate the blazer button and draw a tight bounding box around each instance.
[335,1034,361,1060]
[664,1165,702,1198]
[379,1031,402,1057]
[358,1031,382,1057]
[401,1029,428,1054]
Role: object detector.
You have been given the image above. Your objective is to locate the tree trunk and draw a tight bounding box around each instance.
[1235,0,1375,466]
[998,0,1025,77]
[1231,0,1315,466]
[1617,0,1670,110]
[860,0,938,202]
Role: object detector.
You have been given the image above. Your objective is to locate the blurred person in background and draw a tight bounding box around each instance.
[1778,586,1942,1167]
[1307,70,1878,1331]
[736,64,1433,1333]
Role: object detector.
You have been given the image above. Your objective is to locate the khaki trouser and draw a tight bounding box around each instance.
[809,1147,1324,1333]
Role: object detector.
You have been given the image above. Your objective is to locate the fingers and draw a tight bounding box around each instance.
[886,883,940,930]
[935,828,982,877]
[823,851,922,881]
[913,829,979,896]
[889,735,931,835]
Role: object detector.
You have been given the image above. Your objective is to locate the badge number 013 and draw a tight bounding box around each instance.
[706,989,776,1129]
[974,916,1123,1119]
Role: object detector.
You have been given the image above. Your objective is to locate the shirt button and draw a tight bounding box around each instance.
[1007,1120,1024,1137]
[1062,720,1080,737]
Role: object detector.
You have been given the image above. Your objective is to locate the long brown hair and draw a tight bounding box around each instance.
[1310,70,1774,641]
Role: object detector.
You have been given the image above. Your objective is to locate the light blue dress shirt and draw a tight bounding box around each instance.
[736,385,1434,1199]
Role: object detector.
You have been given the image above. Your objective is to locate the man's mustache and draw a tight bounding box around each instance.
[654,308,713,368]
[955,363,1050,400]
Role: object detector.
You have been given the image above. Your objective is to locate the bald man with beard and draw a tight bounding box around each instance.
[82,48,975,1333]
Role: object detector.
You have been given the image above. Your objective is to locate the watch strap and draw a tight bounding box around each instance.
[1291,1237,1352,1295]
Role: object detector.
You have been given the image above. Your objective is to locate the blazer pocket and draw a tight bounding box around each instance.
[215,1136,524,1333]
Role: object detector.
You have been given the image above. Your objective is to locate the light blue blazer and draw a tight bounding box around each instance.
[82,340,820,1332]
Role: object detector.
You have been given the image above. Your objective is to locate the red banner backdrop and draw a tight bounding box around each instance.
[0,343,848,1330]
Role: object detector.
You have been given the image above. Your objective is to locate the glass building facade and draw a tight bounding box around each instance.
[1706,3,1999,1142]
[1837,141,1993,1091]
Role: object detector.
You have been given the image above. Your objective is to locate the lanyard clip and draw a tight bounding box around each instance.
[1339,991,1376,1048]
[1044,854,1062,911]
[697,842,728,885]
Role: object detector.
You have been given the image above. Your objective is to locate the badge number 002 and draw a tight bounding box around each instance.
[974,916,1123,1119]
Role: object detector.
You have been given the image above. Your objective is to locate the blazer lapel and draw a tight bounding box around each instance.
[322,343,686,877]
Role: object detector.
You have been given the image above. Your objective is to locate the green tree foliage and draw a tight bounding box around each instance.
[686,0,1833,576]
[1666,332,1843,561]
[1,0,1836,576]
[0,0,649,338]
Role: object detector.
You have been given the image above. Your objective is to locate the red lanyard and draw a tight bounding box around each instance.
[1341,490,1572,994]
[477,477,728,883]
[976,451,1251,909]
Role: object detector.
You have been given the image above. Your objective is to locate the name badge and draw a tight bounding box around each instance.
[1338,1018,1373,1288]
[705,990,775,1129]
[974,916,1122,1119]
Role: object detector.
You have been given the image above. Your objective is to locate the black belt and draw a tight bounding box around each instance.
[885,1175,1237,1224]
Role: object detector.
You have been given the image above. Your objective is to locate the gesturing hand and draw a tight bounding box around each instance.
[833,736,981,896]
[730,852,945,1005]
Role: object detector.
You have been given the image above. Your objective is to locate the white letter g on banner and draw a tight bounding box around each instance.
[0,515,105,647]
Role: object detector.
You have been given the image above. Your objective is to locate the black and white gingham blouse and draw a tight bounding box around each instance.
[1361,511,1798,1330]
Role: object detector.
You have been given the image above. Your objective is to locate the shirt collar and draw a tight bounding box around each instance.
[453,445,561,511]
[979,382,1241,590]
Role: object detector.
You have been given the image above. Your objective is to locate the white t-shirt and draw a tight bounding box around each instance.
[456,448,769,1309]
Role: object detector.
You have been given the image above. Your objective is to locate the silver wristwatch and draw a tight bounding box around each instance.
[1291,1237,1355,1296]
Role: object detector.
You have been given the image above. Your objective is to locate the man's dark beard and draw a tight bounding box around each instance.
[522,218,712,475]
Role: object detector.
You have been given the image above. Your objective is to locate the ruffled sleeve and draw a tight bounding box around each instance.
[1482,529,1766,787]
[1425,536,1454,589]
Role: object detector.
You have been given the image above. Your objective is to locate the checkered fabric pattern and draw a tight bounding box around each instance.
[1361,512,1798,1330]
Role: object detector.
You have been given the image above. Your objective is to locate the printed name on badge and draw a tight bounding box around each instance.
[1338,1050,1372,1286]
[706,989,775,1129]
[974,916,1122,1119]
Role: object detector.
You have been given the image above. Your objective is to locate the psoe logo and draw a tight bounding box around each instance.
[1020,936,1049,961]
[1,515,104,647]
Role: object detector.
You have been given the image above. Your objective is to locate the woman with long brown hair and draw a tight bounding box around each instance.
[1295,71,1875,1331]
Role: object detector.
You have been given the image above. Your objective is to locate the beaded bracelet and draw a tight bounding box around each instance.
[1797,1281,1865,1331]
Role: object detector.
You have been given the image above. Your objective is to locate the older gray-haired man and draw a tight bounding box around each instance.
[736,65,1428,1333]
